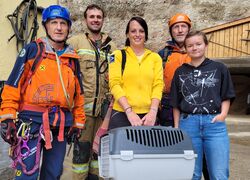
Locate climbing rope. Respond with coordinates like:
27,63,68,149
7,0,43,52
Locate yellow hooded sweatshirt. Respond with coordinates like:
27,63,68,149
109,46,163,113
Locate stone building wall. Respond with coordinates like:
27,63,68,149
61,0,250,115
61,0,250,51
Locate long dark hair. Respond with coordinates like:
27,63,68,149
125,17,148,46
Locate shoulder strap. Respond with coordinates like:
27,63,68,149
30,42,44,72
162,46,173,69
72,58,84,94
21,41,44,94
163,47,169,63
121,49,126,75
101,36,112,49
0,81,5,104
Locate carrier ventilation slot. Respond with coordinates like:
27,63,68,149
126,128,184,147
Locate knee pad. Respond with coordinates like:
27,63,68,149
73,141,91,164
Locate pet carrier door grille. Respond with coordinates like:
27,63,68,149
125,128,184,147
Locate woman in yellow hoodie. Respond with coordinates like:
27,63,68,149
108,17,163,129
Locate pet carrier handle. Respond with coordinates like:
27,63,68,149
150,127,171,131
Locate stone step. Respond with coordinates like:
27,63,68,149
226,115,250,133
226,115,250,145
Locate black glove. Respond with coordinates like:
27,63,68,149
0,119,17,145
67,127,81,144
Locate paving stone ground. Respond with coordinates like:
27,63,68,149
1,115,250,180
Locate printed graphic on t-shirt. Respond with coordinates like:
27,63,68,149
179,69,219,114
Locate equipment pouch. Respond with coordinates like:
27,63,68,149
100,98,111,119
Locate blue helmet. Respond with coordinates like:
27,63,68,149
42,5,72,26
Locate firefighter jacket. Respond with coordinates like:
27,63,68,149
109,46,164,113
0,37,85,129
68,32,116,117
158,40,191,94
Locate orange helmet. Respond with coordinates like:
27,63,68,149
168,13,191,28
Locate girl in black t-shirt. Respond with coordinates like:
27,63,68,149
170,30,235,180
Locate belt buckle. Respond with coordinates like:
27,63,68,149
49,106,59,113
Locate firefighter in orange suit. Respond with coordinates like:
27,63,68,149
0,5,85,180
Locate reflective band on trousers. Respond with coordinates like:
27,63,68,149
72,163,89,173
90,160,99,169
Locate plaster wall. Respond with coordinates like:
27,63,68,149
0,0,57,80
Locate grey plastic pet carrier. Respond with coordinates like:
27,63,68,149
98,126,197,180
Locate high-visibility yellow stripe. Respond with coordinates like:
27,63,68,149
77,49,111,59
77,49,95,56
90,160,99,169
72,163,89,173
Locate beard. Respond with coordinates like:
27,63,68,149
90,29,101,34
87,25,102,34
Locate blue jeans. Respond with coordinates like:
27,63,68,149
179,114,229,180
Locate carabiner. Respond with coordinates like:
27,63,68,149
17,123,25,137
17,122,31,138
